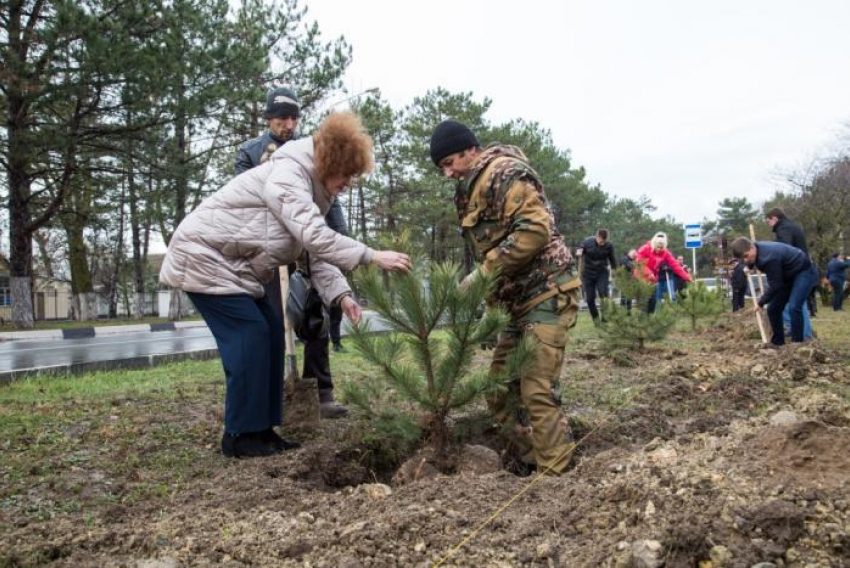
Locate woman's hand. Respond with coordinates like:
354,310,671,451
371,251,411,272
340,295,362,325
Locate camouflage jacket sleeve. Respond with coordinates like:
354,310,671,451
481,180,551,277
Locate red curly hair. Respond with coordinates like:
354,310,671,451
313,111,374,182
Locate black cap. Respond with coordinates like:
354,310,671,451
429,120,478,166
264,87,300,119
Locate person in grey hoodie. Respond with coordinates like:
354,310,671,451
161,112,410,458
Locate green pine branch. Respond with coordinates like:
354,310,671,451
346,253,517,459
675,281,726,330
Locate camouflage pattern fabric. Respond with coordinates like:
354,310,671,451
454,144,575,316
487,287,580,474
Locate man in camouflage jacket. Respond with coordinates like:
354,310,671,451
430,120,580,474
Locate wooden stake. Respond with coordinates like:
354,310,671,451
279,266,300,381
279,266,320,429
745,267,769,344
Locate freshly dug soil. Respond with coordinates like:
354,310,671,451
1,312,848,567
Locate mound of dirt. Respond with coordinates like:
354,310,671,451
739,420,850,490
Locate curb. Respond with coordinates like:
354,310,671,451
0,320,208,342
0,348,221,385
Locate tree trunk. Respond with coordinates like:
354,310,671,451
168,289,190,320
463,242,474,276
7,6,35,328
108,185,127,318
33,232,56,279
10,277,34,328
74,293,98,321
126,114,146,320
65,220,95,320
386,168,397,233
358,183,367,240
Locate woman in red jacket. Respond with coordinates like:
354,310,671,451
635,232,692,311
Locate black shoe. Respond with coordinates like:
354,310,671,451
320,401,350,419
332,342,345,353
221,432,278,458
258,429,301,452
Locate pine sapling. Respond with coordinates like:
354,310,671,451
598,266,678,351
676,280,726,330
342,258,534,465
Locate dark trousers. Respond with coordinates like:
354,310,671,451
304,333,333,392
264,269,336,394
187,292,283,435
765,265,819,345
732,288,746,312
831,279,845,310
582,271,610,320
329,304,343,345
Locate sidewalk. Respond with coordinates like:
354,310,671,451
0,320,209,342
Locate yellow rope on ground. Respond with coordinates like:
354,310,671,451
432,416,610,567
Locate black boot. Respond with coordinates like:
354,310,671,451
221,432,278,458
332,341,345,353
258,429,301,452
319,388,350,419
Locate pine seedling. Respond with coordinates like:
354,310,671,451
343,258,534,462
676,280,725,330
598,266,678,351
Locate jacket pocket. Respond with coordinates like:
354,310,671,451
530,321,568,349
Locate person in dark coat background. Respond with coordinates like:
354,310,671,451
827,253,850,311
619,248,637,310
579,229,617,322
730,258,747,312
765,207,807,253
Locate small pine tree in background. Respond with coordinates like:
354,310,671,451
341,258,534,465
598,266,678,351
676,280,726,330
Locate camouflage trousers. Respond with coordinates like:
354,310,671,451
488,287,579,475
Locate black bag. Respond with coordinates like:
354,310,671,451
286,258,328,342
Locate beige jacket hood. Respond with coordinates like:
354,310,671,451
159,137,373,306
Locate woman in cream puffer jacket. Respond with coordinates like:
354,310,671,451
160,112,410,458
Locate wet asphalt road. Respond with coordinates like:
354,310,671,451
0,311,389,381
0,327,218,375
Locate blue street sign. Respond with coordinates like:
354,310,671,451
684,223,702,249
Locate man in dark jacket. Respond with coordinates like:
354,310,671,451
730,258,747,311
579,229,617,322
765,207,808,253
731,237,819,345
827,253,850,311
765,207,815,333
235,86,349,418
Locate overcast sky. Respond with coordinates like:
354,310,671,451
307,0,850,224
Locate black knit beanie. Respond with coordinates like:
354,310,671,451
264,87,300,119
429,120,479,166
